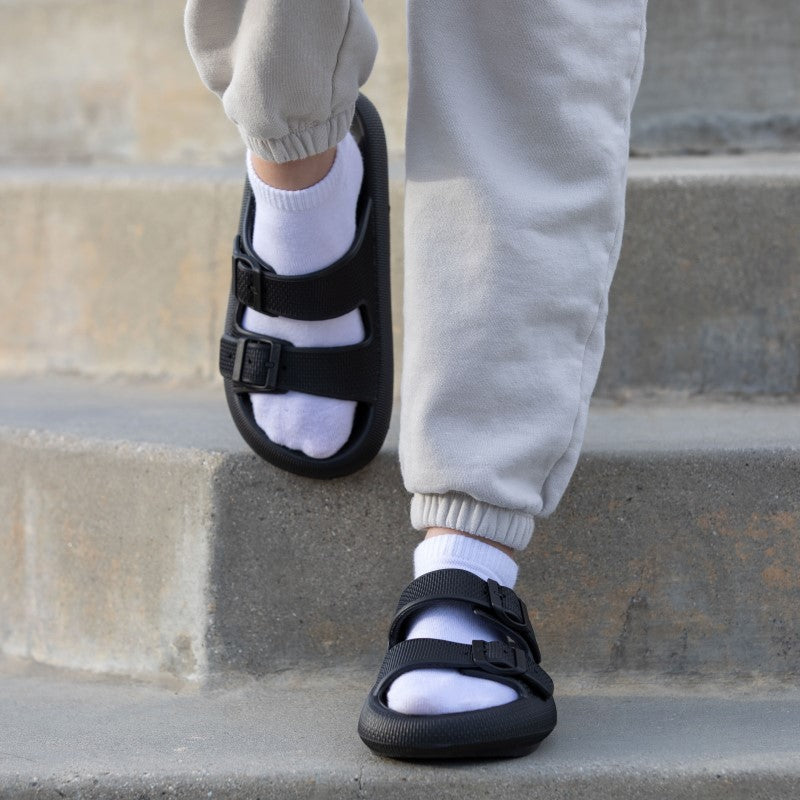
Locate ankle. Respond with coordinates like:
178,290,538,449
424,527,516,559
414,531,518,587
251,147,337,190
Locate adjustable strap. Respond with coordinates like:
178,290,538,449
219,332,379,402
234,198,373,320
388,569,542,663
372,638,554,701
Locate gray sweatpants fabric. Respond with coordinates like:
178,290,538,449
185,0,648,550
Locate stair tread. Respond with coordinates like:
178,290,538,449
2,150,800,180
3,154,799,396
2,376,799,456
1,661,799,798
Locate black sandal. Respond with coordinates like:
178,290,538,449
358,569,557,759
219,94,393,479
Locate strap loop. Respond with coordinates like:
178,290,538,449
234,254,273,317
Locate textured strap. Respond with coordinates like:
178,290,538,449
373,638,554,701
234,199,373,320
388,569,541,662
219,332,379,401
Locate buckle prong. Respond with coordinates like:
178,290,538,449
232,337,247,383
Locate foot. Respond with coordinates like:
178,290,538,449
243,134,364,459
386,533,520,715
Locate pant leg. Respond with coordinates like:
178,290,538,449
400,0,648,549
184,0,378,162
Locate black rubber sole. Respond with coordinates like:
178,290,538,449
358,691,557,760
222,94,393,479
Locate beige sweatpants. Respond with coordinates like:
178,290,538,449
185,0,648,550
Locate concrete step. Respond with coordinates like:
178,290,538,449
1,155,799,396
0,163,408,392
1,660,799,799
1,376,798,684
633,0,800,155
1,0,799,165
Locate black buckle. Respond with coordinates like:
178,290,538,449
233,237,276,317
472,640,527,676
231,336,282,392
486,579,542,662
487,579,530,630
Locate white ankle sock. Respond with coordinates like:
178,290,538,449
243,133,364,459
386,534,520,715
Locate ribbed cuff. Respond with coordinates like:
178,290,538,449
410,493,535,551
242,108,355,164
413,534,519,587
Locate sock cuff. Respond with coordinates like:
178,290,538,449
413,534,518,588
246,132,358,212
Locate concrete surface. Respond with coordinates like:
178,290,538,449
2,155,799,395
1,660,799,799
632,0,800,154
0,387,219,681
0,165,406,391
1,377,799,683
2,1,799,164
599,153,800,397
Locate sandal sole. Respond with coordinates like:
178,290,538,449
358,692,557,760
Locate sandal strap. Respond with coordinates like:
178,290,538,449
372,638,554,701
219,332,379,401
388,569,542,663
235,197,374,320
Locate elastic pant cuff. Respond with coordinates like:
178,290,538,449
410,493,534,551
242,108,355,164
